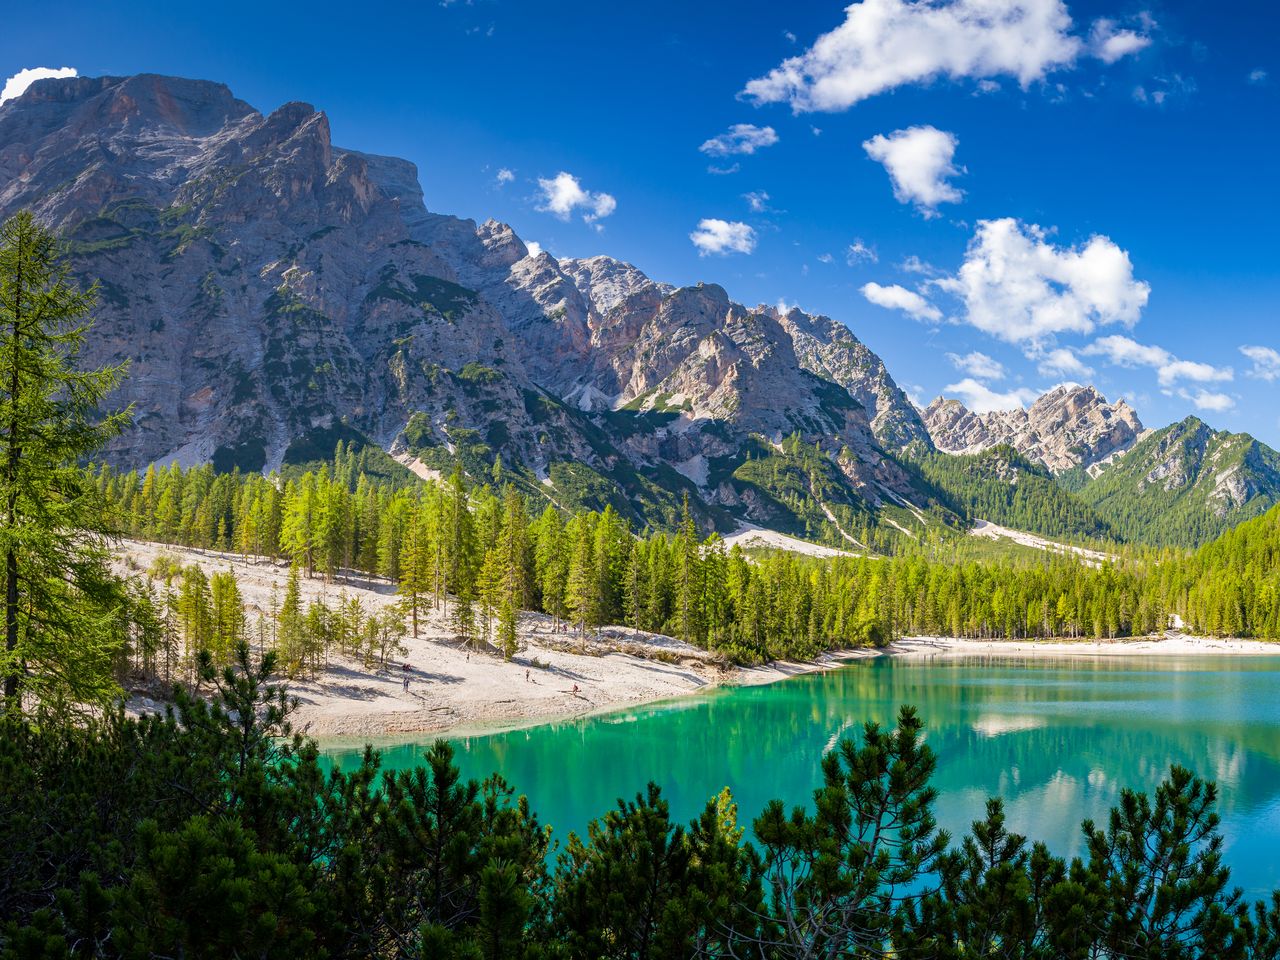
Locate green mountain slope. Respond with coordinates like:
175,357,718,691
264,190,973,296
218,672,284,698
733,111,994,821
907,444,1112,541
1074,417,1280,548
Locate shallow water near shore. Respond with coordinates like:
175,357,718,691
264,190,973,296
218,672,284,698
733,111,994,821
321,654,1280,896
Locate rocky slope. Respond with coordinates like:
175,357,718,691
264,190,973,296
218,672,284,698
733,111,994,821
0,73,929,535
1070,417,1280,547
923,384,1144,474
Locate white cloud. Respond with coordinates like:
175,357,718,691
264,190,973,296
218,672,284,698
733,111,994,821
1248,69,1269,85
495,168,515,185
1036,347,1094,379
699,123,779,157
946,351,1006,380
1084,335,1233,387
1,66,77,104
846,239,877,265
863,126,963,214
944,378,1041,413
690,219,756,256
524,240,543,259
742,0,1087,112
1180,389,1235,413
707,163,741,176
933,218,1149,346
1241,344,1280,381
535,172,616,226
900,255,938,276
860,282,941,322
1089,17,1153,64
817,252,835,264
743,190,772,212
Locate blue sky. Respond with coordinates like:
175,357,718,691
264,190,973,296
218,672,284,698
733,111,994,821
3,0,1278,442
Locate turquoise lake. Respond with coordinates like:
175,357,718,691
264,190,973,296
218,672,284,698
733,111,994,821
321,654,1280,896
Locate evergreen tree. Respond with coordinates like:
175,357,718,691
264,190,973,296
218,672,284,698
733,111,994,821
0,212,133,708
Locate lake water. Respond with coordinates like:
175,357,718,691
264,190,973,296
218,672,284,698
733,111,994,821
321,654,1280,896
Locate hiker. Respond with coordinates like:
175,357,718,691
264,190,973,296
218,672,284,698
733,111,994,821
525,669,530,683
571,683,579,697
402,675,409,692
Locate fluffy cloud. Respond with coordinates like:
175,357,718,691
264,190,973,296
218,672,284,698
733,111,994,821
900,255,938,276
846,239,877,264
535,172,616,225
943,378,1041,413
699,124,779,157
742,0,1087,112
1036,347,1094,379
495,168,515,185
863,126,963,215
1241,345,1280,381
1180,389,1234,413
1084,335,1233,387
524,240,543,259
1,66,77,104
1089,17,1153,64
933,218,1149,345
861,282,941,322
946,351,1006,380
690,219,757,256
1249,69,1269,85
743,190,772,212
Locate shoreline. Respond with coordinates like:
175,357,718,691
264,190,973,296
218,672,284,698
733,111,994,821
117,540,1280,744
306,633,1280,745
891,635,1280,659
302,647,890,746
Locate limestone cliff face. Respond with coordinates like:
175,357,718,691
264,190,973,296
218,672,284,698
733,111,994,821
772,306,931,449
0,72,926,526
923,384,1145,474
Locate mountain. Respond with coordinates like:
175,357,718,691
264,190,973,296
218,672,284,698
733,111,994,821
1068,416,1280,548
0,73,929,537
923,384,1144,474
909,445,1112,541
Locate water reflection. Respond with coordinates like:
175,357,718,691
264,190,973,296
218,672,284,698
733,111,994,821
321,655,1280,896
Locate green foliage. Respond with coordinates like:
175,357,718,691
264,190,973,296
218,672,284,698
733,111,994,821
1077,418,1280,548
364,268,479,323
3,672,1278,959
282,426,415,486
0,211,134,708
910,444,1112,541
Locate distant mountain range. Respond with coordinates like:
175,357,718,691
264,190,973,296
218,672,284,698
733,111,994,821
1,73,1276,548
922,384,1144,475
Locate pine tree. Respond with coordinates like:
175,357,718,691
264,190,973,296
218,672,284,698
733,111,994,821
452,589,476,647
534,507,567,630
277,565,305,676
0,212,133,707
565,517,598,645
209,569,246,667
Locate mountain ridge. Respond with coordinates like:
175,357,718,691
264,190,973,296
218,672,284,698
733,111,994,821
1068,415,1280,547
2,72,1277,549
0,72,928,536
923,383,1145,475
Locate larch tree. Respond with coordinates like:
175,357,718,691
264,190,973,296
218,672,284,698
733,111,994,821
0,212,133,709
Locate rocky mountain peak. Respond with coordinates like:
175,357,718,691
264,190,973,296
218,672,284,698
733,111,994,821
773,307,931,449
924,383,1144,474
0,72,945,535
559,255,669,314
